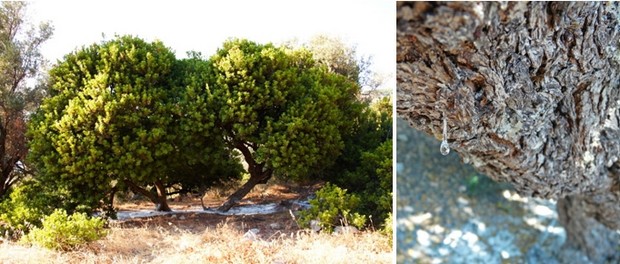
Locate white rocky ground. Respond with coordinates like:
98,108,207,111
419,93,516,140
114,200,311,220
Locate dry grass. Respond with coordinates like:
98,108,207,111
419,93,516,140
0,182,392,263
0,223,392,263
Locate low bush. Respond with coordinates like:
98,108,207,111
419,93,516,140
0,180,53,238
298,183,367,232
382,212,393,241
22,209,107,251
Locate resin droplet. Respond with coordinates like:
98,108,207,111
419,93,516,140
440,116,450,155
440,140,450,155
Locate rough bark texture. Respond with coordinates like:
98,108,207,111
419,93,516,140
397,1,620,261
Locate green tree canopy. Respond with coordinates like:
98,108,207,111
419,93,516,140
201,39,360,211
28,36,241,214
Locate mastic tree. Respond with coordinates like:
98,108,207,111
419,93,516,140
170,52,244,198
397,2,620,262
28,36,240,213
0,2,52,198
28,35,178,212
202,39,360,211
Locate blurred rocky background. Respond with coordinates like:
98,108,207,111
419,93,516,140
396,118,575,263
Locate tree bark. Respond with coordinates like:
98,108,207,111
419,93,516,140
124,179,171,212
217,141,272,212
397,1,620,261
557,195,620,263
216,170,271,212
153,180,171,212
0,114,24,198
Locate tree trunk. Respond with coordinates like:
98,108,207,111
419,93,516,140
217,141,272,212
153,180,171,212
397,1,620,260
216,170,271,212
557,195,620,263
0,125,14,198
124,179,171,212
0,124,6,197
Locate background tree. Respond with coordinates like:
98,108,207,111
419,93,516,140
0,2,52,198
397,2,619,262
202,39,360,211
301,35,388,97
303,35,368,86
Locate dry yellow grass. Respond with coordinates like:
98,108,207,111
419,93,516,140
0,182,392,263
0,223,392,263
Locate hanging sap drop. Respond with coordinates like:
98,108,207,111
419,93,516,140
440,116,450,155
440,139,450,155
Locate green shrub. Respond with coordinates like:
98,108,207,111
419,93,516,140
322,98,392,232
382,212,393,241
22,209,107,251
0,180,54,238
331,140,392,230
299,183,367,232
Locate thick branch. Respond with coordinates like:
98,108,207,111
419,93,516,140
124,179,157,204
397,2,620,258
397,0,620,219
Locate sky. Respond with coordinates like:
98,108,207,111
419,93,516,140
29,1,396,89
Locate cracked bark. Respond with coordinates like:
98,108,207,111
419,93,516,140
397,2,620,262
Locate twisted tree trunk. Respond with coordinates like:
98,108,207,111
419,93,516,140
124,179,171,212
217,141,272,212
397,2,620,262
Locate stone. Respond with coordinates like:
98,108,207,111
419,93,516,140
333,226,359,235
243,228,260,241
310,220,321,232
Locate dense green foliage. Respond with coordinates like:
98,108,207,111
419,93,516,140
309,97,392,231
20,35,391,238
28,36,178,212
295,36,393,233
0,180,57,237
205,39,359,180
22,209,107,251
27,36,241,214
351,139,393,223
169,52,244,194
298,183,367,232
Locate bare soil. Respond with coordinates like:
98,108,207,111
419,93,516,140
111,182,324,239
